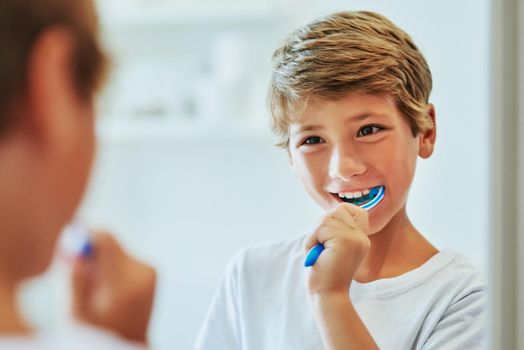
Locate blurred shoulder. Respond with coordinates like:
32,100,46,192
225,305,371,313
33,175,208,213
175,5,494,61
0,323,145,350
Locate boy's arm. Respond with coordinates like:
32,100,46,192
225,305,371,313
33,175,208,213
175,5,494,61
312,291,378,350
422,289,486,349
305,203,379,350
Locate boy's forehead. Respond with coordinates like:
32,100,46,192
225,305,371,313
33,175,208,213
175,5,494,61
289,93,398,125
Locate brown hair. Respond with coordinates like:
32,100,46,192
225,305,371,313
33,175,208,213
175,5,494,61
269,11,434,148
0,0,108,134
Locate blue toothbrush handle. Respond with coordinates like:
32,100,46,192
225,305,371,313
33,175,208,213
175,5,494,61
79,239,93,258
304,243,325,267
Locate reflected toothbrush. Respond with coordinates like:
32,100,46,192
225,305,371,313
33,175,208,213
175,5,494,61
304,186,385,267
60,221,93,259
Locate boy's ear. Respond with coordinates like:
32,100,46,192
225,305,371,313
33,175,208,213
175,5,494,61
418,104,437,159
25,27,78,146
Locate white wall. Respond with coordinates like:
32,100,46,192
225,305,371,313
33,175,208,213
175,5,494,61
20,1,490,349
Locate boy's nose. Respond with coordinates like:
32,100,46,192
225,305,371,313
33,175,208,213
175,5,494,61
328,147,366,181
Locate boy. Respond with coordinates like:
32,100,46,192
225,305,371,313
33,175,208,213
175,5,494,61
0,0,156,348
196,11,485,349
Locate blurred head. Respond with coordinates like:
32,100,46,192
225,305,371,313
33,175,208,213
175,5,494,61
0,0,107,280
268,11,434,149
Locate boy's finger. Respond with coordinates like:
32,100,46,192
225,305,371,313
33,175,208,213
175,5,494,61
317,219,354,245
71,258,93,321
88,231,124,266
78,231,130,291
304,217,352,252
338,203,369,234
304,228,321,252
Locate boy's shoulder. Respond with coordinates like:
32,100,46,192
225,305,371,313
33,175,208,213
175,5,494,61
235,235,305,263
391,249,486,303
351,249,485,302
0,322,144,350
225,235,307,280
405,249,486,297
435,249,486,289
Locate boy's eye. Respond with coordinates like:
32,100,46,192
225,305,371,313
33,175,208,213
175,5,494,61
302,136,324,145
358,125,382,137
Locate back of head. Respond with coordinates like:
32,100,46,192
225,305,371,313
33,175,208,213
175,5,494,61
0,0,107,136
269,11,434,148
0,0,108,280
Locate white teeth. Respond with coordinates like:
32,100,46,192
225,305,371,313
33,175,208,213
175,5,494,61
337,188,374,200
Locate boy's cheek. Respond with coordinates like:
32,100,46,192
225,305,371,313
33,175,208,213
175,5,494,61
298,163,324,187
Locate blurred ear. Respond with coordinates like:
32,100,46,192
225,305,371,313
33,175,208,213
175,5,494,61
418,104,437,159
25,26,78,147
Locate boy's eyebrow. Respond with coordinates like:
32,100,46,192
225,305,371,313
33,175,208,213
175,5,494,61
291,125,324,136
292,113,389,136
352,113,372,121
348,112,387,121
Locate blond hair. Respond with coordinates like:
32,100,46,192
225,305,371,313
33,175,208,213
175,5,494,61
269,11,433,148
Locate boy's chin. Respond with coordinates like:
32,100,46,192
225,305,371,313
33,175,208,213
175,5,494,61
367,226,384,236
367,207,405,236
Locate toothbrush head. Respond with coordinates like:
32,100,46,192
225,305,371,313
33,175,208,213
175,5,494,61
359,186,385,210
60,221,93,259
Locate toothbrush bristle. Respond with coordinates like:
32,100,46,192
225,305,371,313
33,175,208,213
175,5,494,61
342,186,384,208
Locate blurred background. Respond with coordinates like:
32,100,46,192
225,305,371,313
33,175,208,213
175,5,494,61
20,0,490,349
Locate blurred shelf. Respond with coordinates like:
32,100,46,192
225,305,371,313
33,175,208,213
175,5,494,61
96,118,273,142
96,3,280,29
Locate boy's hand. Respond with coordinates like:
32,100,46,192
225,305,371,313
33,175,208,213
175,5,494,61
71,232,156,343
305,203,370,295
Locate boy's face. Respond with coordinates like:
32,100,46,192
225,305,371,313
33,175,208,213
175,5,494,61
287,93,435,234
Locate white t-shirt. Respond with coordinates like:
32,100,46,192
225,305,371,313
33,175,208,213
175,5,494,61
0,322,145,350
195,236,486,350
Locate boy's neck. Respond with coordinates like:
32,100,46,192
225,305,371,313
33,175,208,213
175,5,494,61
355,206,438,283
0,277,31,335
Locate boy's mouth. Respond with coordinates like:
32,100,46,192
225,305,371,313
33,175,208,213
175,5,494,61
332,186,385,208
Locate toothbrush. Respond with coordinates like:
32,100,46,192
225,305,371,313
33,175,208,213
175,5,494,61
304,186,385,267
61,221,93,258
